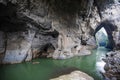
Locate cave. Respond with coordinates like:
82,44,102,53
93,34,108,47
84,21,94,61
0,0,120,80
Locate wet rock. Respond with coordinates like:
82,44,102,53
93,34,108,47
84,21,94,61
103,51,120,80
50,70,94,80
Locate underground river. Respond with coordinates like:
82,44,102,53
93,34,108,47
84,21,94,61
0,47,110,80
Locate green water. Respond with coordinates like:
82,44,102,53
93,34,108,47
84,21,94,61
0,47,110,80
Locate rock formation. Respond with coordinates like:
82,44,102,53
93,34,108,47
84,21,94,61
0,0,120,65
0,0,98,64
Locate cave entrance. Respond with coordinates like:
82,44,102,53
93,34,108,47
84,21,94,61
95,27,108,47
94,21,117,49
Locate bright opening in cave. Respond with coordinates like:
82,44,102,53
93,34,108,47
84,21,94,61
95,27,108,47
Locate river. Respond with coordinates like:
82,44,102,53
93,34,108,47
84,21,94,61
0,47,110,80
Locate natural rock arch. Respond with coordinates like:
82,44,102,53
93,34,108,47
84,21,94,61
94,21,117,49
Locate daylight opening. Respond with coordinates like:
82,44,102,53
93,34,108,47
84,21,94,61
95,27,108,47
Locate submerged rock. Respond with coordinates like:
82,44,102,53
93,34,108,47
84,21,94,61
32,61,40,64
50,70,94,80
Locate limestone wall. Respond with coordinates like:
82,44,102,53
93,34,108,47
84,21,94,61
0,0,120,64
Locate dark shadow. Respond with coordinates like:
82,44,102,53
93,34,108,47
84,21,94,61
94,20,117,49
0,2,26,32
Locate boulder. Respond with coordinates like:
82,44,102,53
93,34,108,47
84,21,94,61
50,70,94,80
